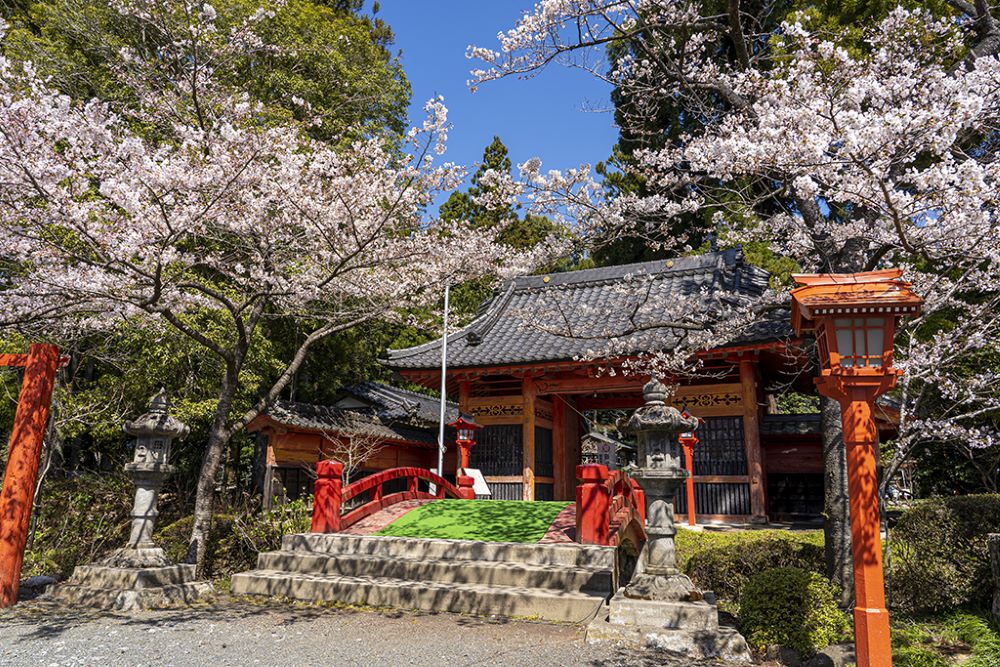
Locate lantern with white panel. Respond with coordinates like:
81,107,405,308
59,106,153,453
791,269,923,667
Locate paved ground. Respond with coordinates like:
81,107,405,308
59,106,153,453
0,598,726,667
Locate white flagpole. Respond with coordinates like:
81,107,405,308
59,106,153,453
436,284,450,480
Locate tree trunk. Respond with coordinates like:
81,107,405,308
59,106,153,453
224,433,241,501
186,368,239,577
821,394,853,607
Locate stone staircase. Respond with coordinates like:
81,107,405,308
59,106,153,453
232,533,614,623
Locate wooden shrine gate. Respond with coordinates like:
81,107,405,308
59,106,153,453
0,344,61,608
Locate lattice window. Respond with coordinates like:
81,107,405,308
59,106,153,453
470,424,523,476
534,426,553,477
692,417,747,476
675,482,751,515
272,465,312,501
488,482,524,500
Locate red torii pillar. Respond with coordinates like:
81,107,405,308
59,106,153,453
0,344,60,608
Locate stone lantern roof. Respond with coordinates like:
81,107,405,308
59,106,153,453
123,388,190,440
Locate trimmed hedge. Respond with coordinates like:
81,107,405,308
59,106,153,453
678,529,825,605
890,494,1000,613
740,567,850,656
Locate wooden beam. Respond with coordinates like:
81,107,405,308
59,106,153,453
740,358,768,523
522,377,537,501
552,395,567,500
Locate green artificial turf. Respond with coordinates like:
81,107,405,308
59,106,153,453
375,499,571,543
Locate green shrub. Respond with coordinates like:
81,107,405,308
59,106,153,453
889,494,1000,613
740,567,850,656
679,529,825,605
21,474,135,578
216,499,311,574
158,500,311,577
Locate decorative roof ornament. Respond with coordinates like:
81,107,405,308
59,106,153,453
642,377,669,405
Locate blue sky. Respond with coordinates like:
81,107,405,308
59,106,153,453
370,1,619,210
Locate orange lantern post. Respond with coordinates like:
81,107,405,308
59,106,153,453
791,269,923,667
449,414,481,471
678,412,701,527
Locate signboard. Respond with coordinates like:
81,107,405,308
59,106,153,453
596,441,617,470
463,468,492,496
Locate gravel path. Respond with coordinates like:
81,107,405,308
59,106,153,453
0,598,724,667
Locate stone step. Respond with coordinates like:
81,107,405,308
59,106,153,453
231,569,607,623
255,551,612,593
64,564,198,590
280,533,614,569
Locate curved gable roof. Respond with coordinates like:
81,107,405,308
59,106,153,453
386,248,783,371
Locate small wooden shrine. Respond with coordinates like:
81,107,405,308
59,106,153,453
386,248,832,523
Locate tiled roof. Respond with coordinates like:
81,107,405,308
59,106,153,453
386,248,787,370
341,382,458,426
263,382,458,446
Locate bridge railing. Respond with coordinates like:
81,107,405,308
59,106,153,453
575,463,647,547
310,462,475,533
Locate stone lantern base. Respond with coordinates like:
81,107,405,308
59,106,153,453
587,588,752,661
50,548,212,612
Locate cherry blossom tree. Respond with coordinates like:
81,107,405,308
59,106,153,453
0,3,555,573
473,0,1000,596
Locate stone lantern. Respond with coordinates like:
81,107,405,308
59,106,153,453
115,389,189,566
52,389,212,610
590,378,751,661
617,378,699,597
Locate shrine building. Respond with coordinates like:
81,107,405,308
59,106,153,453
386,248,830,523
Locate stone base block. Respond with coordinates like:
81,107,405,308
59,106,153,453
587,612,752,663
50,564,213,612
607,591,718,631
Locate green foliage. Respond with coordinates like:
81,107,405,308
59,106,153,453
890,495,1000,613
1,0,410,142
677,529,825,605
740,567,851,656
893,610,1000,667
19,474,140,578
158,499,311,576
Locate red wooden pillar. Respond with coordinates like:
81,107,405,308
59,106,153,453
311,460,344,533
0,344,60,608
679,433,698,527
576,464,610,545
740,357,768,523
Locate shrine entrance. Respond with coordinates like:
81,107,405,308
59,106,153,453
386,249,824,523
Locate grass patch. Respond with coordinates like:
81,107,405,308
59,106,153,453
375,499,571,543
892,610,1000,666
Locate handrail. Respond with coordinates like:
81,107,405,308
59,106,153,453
576,464,647,547
311,463,476,533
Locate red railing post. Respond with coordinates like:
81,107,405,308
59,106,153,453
576,464,611,545
311,460,343,533
0,344,59,608
456,474,476,499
